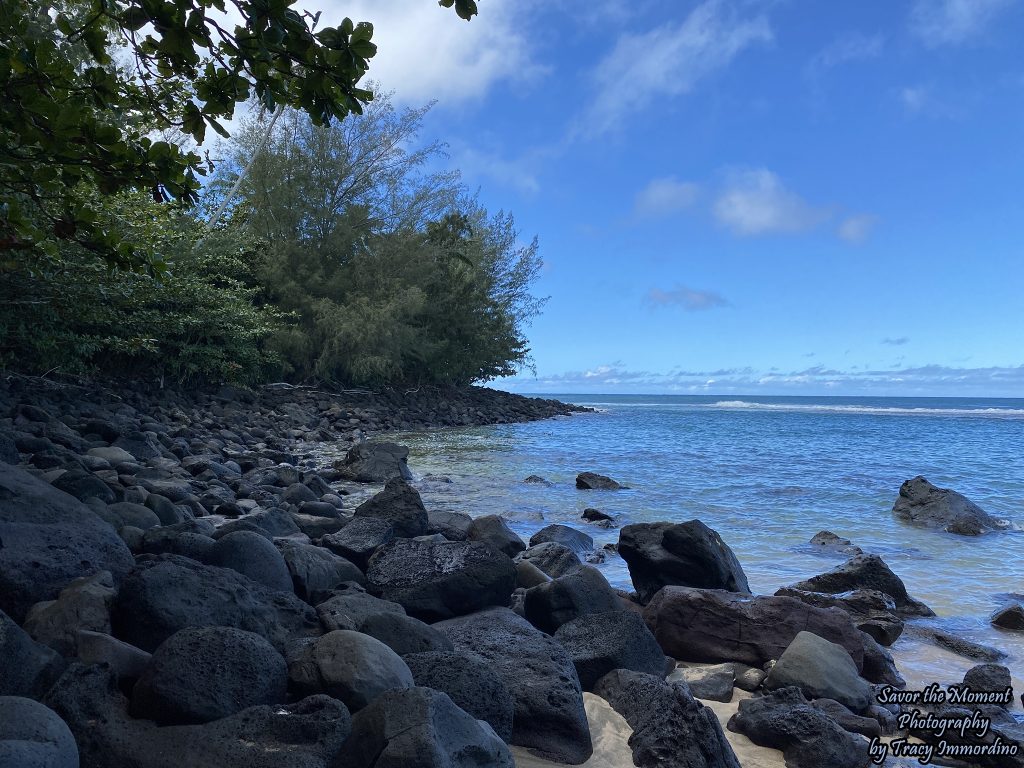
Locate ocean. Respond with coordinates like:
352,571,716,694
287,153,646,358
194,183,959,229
319,394,1024,689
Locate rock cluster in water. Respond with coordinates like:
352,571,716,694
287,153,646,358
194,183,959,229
0,378,1021,767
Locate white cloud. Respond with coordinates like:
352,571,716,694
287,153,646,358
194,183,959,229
322,0,542,106
807,32,884,75
582,0,772,135
900,85,930,113
838,214,878,243
910,0,1016,47
713,168,828,236
454,146,541,196
647,285,728,311
633,177,700,217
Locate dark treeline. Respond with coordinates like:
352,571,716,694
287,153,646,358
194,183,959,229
0,94,544,388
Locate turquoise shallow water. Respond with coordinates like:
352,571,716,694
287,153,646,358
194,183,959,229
319,394,1024,689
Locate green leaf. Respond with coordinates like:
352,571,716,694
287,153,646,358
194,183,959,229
121,6,151,31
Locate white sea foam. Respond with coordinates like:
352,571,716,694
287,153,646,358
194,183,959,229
708,401,1024,418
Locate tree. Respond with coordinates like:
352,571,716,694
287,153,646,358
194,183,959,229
214,98,545,387
0,0,479,267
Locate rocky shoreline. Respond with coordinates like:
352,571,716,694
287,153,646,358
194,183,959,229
1,378,1022,768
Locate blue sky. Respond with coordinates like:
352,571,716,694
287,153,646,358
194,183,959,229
314,0,1024,395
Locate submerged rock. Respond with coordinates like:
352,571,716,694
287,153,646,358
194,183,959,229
575,472,624,490
893,476,1009,535
992,603,1024,630
786,553,933,617
619,520,750,604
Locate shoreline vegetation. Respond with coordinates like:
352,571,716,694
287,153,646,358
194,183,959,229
2,377,1023,767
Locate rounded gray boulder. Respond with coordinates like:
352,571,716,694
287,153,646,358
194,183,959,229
0,696,78,768
209,530,294,593
287,630,414,712
131,626,288,725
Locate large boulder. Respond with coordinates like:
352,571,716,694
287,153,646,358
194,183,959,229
553,610,668,690
593,669,740,768
522,565,621,634
764,631,873,713
101,502,161,530
287,630,414,712
334,442,413,483
643,587,865,669
668,664,735,703
619,520,750,604
727,687,869,768
111,554,320,653
353,479,428,539
322,517,394,571
333,687,513,768
434,607,592,764
528,524,593,556
786,553,933,617
0,696,78,768
45,663,351,768
467,515,525,557
402,651,515,742
131,627,287,725
24,570,116,655
316,587,407,632
51,470,116,503
277,540,365,605
354,612,453,656
0,461,133,623
775,587,905,646
76,631,151,681
518,541,582,578
0,610,66,698
992,603,1024,631
209,530,295,593
366,539,515,622
425,510,472,541
575,472,623,490
893,475,1009,535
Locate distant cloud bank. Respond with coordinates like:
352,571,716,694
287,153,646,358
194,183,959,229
498,362,1024,396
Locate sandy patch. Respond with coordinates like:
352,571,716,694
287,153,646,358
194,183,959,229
511,693,635,768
